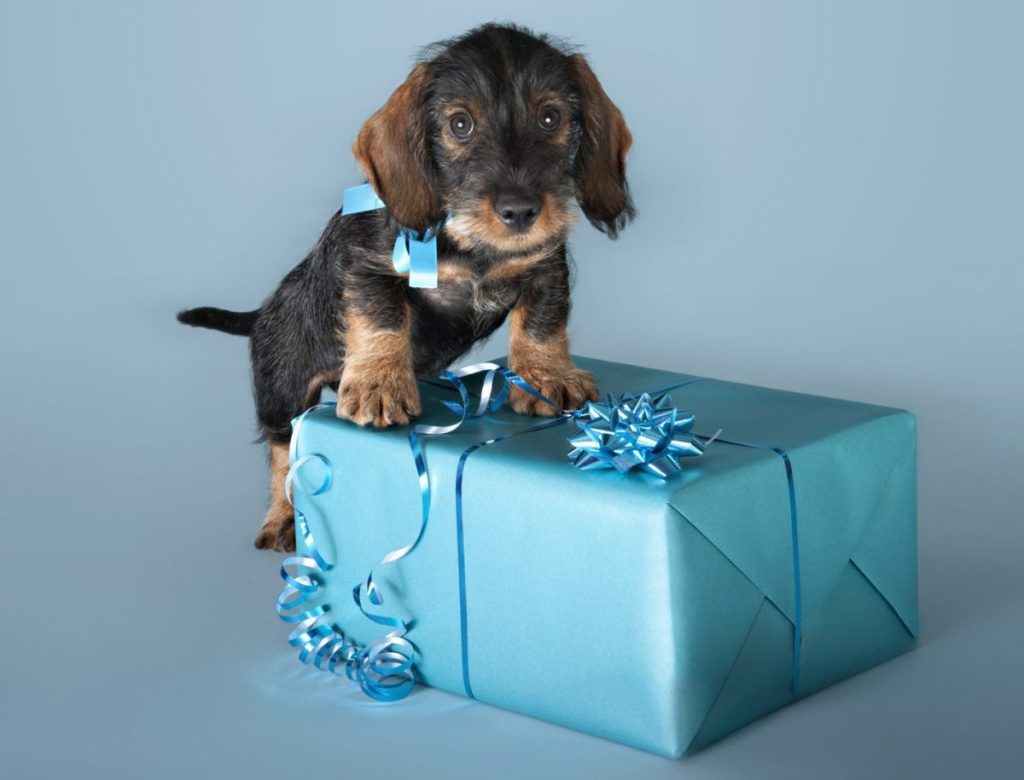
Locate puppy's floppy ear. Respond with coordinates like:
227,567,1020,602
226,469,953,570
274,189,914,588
353,64,441,231
568,54,635,238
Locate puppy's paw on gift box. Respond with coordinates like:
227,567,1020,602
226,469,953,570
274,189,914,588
508,366,599,415
337,366,423,428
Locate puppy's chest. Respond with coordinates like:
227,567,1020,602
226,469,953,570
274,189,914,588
418,261,526,317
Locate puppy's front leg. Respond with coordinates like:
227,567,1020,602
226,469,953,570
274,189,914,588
337,287,421,428
507,266,599,416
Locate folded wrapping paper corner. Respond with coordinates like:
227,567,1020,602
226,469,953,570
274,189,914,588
286,355,918,757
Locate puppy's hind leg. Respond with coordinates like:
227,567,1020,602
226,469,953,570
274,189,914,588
254,441,295,552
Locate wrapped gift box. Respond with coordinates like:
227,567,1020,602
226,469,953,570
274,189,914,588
286,356,917,757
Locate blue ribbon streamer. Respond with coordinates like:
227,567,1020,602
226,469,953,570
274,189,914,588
276,407,416,701
341,183,385,214
341,183,442,289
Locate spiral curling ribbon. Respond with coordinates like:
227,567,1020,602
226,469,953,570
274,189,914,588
275,408,416,701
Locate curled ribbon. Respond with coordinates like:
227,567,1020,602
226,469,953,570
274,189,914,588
276,408,416,701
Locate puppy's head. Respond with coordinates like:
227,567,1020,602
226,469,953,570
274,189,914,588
353,24,634,255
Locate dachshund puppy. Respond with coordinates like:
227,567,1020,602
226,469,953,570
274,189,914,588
178,23,634,552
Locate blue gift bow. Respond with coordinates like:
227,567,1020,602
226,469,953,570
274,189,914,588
341,183,446,289
568,391,707,477
278,364,804,701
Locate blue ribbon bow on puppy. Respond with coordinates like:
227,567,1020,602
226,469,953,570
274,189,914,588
342,183,448,289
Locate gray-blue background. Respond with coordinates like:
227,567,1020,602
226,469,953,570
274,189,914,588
2,1,1021,777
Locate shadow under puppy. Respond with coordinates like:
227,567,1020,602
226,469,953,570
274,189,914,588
178,23,634,552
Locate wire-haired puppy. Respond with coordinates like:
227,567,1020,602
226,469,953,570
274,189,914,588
178,23,634,552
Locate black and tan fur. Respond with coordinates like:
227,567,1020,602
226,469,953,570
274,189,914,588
178,24,634,551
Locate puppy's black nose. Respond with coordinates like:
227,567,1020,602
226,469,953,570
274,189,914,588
493,193,542,231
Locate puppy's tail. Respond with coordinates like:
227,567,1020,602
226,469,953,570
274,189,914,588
176,306,259,336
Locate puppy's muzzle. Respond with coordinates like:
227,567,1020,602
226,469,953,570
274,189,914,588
493,191,542,232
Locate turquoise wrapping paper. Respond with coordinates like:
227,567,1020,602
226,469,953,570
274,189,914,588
290,356,918,757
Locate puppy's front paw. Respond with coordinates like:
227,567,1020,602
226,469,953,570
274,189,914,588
508,366,599,416
337,366,422,427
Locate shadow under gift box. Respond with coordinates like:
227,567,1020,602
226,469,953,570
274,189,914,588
289,356,917,758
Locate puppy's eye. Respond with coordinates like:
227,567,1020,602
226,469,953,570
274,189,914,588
538,106,561,131
449,112,474,139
